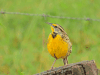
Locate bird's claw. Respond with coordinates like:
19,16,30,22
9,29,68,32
47,67,56,72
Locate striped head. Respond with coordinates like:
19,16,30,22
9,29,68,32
46,22,65,35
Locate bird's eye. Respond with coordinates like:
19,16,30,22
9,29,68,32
55,26,57,28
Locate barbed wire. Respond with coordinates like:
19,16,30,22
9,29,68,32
0,10,100,22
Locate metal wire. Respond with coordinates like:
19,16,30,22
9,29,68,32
0,10,100,22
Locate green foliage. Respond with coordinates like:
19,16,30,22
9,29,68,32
0,0,100,74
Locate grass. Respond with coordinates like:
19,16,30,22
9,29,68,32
0,0,100,75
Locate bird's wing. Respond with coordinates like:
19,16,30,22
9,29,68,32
62,33,72,57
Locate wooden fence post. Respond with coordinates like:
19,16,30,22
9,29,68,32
34,60,99,75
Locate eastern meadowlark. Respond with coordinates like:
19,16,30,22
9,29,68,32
47,22,72,69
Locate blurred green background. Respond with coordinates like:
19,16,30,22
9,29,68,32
0,0,100,75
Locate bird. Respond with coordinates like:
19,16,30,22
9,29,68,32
46,22,72,69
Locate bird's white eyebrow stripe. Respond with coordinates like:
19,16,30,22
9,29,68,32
58,27,63,32
58,25,64,30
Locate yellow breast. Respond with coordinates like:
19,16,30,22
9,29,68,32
47,34,68,59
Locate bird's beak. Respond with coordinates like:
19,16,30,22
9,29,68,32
46,22,54,28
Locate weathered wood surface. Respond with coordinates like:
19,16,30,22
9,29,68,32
34,60,99,75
